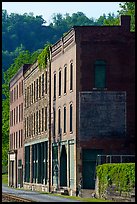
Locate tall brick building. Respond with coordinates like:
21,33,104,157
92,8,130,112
23,61,50,191
50,15,135,194
8,64,30,188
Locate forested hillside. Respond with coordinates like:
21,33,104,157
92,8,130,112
2,2,135,168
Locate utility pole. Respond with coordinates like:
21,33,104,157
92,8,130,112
48,46,52,192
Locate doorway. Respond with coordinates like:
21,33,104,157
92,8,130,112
60,145,67,186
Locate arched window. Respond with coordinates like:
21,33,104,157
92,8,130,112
70,104,73,132
94,60,106,88
70,62,73,91
64,106,66,133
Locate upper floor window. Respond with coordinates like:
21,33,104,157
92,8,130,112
53,108,56,136
42,108,44,132
31,83,33,103
17,85,18,99
54,73,56,100
94,60,106,88
42,73,44,97
58,108,61,134
45,71,47,94
70,62,73,91
36,78,38,100
64,66,67,94
64,106,66,133
39,76,41,99
34,81,35,102
59,70,61,96
70,104,73,132
45,107,47,131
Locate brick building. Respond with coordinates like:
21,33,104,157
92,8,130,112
8,64,30,188
23,61,50,191
50,15,135,194
8,15,135,195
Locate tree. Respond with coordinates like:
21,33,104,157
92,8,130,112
118,2,135,31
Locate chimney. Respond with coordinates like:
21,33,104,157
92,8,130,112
120,15,131,31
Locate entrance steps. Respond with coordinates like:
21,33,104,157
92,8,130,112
52,187,69,195
80,189,96,198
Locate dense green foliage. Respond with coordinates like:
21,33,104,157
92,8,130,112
118,2,135,31
38,43,51,70
96,163,135,197
2,10,121,73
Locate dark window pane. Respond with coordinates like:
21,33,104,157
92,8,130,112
94,60,106,88
70,104,73,132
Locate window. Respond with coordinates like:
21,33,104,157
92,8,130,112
19,130,20,148
11,90,13,103
94,60,106,88
14,108,15,125
39,110,41,133
14,132,15,149
16,131,18,149
59,70,61,96
16,106,18,124
58,108,61,134
27,87,29,107
34,81,35,102
21,80,23,95
42,108,44,132
45,71,47,94
31,83,33,103
54,73,56,99
45,107,47,131
36,111,38,134
39,76,41,98
64,106,66,133
17,85,18,99
19,82,21,97
25,89,27,107
25,118,26,139
42,74,44,96
70,104,73,132
70,62,73,91
64,66,67,94
53,108,56,136
29,85,31,105
19,104,21,122
14,87,16,101
34,113,35,135
31,114,33,136
11,110,13,126
21,103,23,121
27,117,29,137
20,129,23,147
36,78,38,100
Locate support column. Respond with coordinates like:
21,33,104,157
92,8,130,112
8,153,10,186
14,152,17,188
30,145,33,183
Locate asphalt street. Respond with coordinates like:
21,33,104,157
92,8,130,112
2,184,82,202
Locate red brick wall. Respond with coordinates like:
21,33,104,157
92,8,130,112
75,18,135,154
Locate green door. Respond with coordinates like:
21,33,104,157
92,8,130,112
82,149,103,189
60,145,67,186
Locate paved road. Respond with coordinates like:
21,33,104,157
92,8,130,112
2,185,82,202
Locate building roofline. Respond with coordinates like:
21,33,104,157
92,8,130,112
10,64,31,84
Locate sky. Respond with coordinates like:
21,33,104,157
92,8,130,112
2,2,121,25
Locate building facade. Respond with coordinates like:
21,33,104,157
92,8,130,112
8,15,135,195
23,61,50,192
8,64,30,188
50,15,135,194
